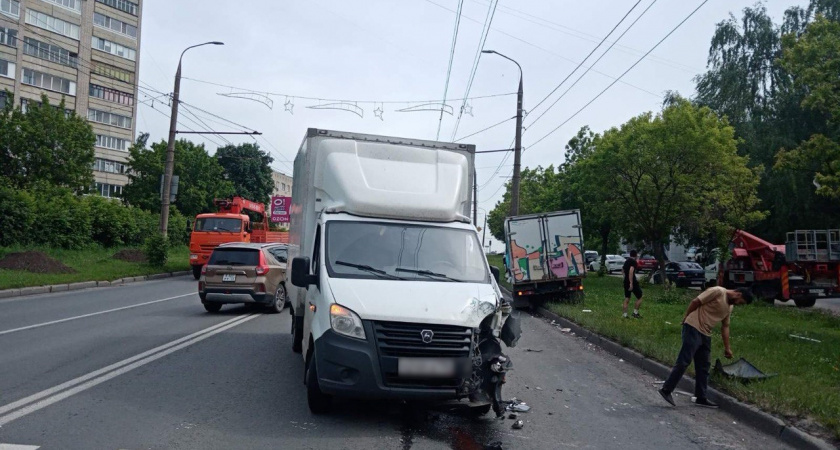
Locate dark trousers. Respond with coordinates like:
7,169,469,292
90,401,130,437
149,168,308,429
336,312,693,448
662,324,711,400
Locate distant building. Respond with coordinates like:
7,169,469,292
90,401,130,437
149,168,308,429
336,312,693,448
272,170,292,198
0,0,143,198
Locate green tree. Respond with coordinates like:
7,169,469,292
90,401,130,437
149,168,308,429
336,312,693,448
584,100,764,272
0,94,95,191
215,143,275,204
123,136,234,218
777,16,840,198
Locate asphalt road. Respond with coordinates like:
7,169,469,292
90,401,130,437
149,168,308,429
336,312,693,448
0,277,791,449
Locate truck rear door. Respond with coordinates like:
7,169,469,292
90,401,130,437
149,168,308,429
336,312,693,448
506,217,547,283
541,210,585,279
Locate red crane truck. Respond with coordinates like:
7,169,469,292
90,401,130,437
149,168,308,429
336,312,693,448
720,229,840,307
189,197,288,279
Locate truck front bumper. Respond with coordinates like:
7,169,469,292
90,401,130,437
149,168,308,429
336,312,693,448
313,325,466,401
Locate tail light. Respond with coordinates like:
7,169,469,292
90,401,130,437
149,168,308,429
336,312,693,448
198,281,205,291
255,251,270,276
677,272,685,278
201,265,207,275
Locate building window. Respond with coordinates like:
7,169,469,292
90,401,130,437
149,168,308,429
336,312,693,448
93,12,137,39
25,10,80,40
21,68,76,95
93,182,123,198
95,134,128,151
41,0,80,13
89,83,133,106
91,36,135,61
0,91,8,109
95,0,137,16
0,26,17,47
0,58,14,79
88,108,132,129
92,61,133,84
23,37,78,68
0,0,20,19
20,97,73,116
93,158,126,174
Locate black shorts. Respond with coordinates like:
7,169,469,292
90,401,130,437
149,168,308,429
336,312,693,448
624,281,642,299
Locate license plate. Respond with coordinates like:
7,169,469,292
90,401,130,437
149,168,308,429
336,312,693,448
398,358,456,378
222,274,236,282
691,280,703,285
809,289,823,294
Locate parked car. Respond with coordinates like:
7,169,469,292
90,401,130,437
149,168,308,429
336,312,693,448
589,254,625,273
198,243,288,313
651,261,706,288
636,254,661,271
685,247,698,262
584,250,599,264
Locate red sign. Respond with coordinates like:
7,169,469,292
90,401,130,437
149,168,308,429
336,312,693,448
270,196,291,223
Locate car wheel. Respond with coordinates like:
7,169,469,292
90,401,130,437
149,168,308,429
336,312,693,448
192,265,202,280
203,302,222,313
292,313,303,353
306,350,332,414
794,297,817,308
268,284,287,314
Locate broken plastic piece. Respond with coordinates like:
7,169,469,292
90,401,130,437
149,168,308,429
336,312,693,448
512,420,524,430
559,328,572,333
511,403,531,412
582,309,592,313
714,358,777,382
508,413,518,419
789,334,821,343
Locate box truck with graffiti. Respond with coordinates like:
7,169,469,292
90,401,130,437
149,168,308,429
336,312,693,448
504,210,585,306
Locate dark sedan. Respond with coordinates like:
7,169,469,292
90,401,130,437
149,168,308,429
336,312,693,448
652,261,706,288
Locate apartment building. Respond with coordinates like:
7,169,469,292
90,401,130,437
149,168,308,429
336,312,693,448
0,0,142,198
272,170,292,198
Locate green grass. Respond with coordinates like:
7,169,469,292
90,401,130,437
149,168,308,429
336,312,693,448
0,246,191,290
486,254,511,290
485,257,840,440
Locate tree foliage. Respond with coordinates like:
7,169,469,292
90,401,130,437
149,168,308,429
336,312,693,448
215,143,275,204
123,136,234,218
0,93,95,192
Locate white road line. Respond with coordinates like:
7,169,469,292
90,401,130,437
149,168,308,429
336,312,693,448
0,293,195,336
0,313,254,417
0,313,260,426
0,445,40,449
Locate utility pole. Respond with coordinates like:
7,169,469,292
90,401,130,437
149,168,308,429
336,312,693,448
159,41,224,236
482,50,523,217
482,213,487,248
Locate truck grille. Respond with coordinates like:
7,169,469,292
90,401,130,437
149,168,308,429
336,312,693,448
373,321,472,358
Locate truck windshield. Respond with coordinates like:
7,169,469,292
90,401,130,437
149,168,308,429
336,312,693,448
326,221,489,283
195,218,242,232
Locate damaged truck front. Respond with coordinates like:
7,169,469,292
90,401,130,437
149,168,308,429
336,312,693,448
287,128,521,415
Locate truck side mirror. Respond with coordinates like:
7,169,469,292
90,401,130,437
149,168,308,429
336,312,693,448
245,222,253,233
490,266,500,283
291,257,318,288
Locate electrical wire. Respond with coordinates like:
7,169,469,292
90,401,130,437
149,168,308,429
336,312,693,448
454,116,514,142
526,0,711,150
450,0,499,141
436,0,465,140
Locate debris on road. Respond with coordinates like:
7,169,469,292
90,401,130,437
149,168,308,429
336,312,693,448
536,386,543,391
512,420,525,430
714,358,777,381
789,334,821,343
582,309,593,313
502,398,532,413
559,328,572,333
484,441,503,450
524,348,543,352
508,413,518,419
618,359,624,363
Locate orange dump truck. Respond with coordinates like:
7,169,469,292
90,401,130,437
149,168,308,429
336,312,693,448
189,197,289,279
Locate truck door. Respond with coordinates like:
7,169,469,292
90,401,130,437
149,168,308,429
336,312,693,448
506,217,547,282
541,211,584,279
302,225,322,358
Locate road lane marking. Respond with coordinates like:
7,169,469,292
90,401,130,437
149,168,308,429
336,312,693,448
0,313,255,419
0,293,195,336
0,445,40,449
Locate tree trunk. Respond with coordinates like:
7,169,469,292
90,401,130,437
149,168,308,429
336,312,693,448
599,222,611,275
654,237,669,288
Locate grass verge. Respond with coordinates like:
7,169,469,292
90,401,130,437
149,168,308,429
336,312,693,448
486,257,840,440
0,246,191,290
486,254,511,290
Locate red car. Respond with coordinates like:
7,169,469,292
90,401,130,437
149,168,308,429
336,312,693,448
636,254,661,271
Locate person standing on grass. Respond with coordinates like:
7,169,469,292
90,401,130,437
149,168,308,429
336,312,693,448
622,250,643,318
658,286,753,408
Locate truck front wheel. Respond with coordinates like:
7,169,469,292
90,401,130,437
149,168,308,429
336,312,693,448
794,297,817,308
306,350,332,414
192,265,202,280
291,314,303,353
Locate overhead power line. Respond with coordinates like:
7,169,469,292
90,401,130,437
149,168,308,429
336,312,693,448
454,116,514,142
437,0,465,140
527,0,711,150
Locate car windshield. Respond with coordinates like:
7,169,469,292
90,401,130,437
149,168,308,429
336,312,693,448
326,221,489,283
679,262,702,270
195,217,242,233
208,248,259,266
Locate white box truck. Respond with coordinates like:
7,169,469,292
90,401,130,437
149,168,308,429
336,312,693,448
288,128,520,415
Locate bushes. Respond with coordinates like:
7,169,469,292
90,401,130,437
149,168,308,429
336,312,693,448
0,186,193,249
144,234,169,267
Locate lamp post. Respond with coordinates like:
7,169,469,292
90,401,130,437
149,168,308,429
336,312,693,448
481,50,523,217
159,41,224,236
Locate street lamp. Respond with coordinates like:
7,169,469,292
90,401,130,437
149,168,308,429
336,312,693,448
159,41,225,236
482,50,523,217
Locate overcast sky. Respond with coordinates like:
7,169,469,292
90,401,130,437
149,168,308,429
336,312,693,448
137,0,804,237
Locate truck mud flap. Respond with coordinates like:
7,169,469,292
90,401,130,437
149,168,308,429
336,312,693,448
500,311,522,348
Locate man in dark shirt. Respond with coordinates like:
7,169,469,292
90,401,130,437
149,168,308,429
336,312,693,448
623,250,643,318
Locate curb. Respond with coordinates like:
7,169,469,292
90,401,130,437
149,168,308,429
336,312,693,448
0,271,192,300
529,301,834,450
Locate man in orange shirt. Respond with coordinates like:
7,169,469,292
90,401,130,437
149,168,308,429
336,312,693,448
658,286,753,408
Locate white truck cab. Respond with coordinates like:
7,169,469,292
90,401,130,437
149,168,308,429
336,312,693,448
287,129,520,415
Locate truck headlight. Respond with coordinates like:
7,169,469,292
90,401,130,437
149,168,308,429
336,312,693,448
329,304,366,340
190,254,198,260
